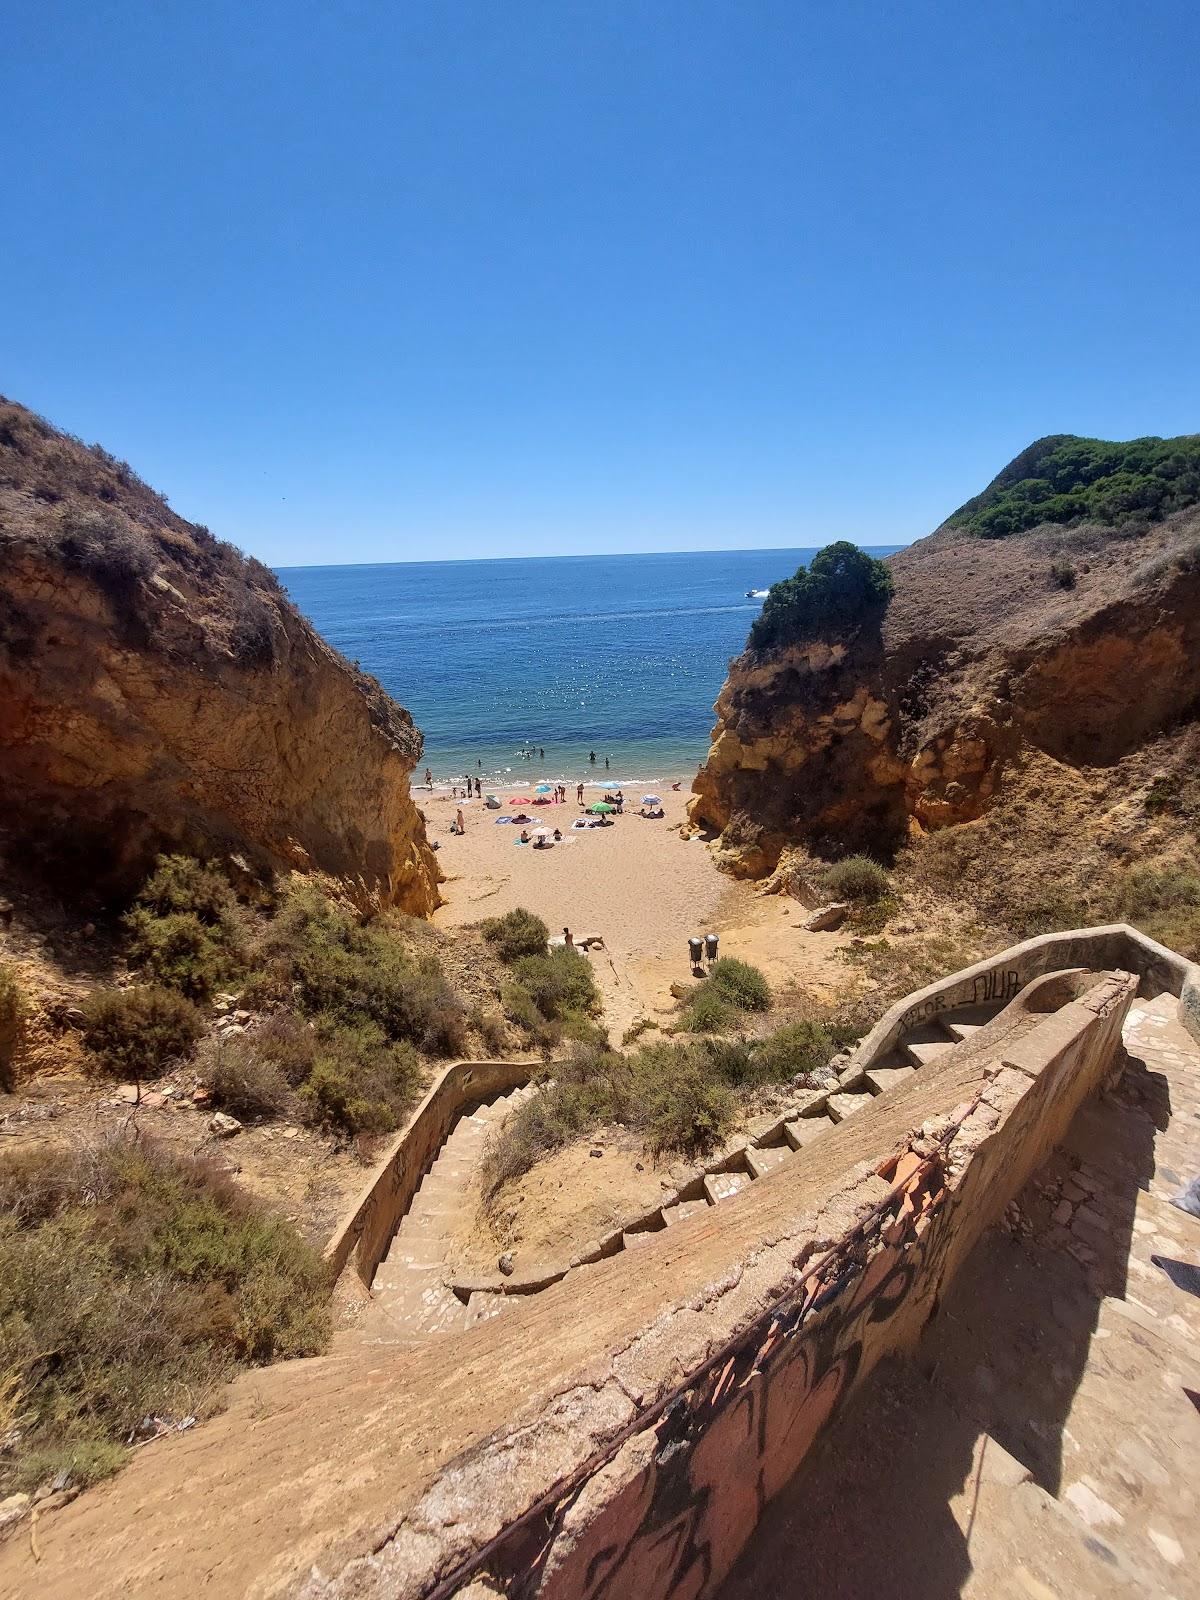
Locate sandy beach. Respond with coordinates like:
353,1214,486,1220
425,782,849,1036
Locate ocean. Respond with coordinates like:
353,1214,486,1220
277,547,904,788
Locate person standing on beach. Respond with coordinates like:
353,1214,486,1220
576,782,584,804
425,768,432,789
455,808,465,835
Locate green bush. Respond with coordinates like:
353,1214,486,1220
256,882,466,1056
482,1034,769,1196
500,980,559,1049
510,947,599,1021
479,907,549,961
639,1059,736,1157
708,957,772,1012
298,1023,422,1136
0,964,24,1091
82,986,203,1082
123,855,244,1001
751,1021,834,1084
0,1134,329,1495
818,855,891,904
679,982,736,1033
749,542,894,652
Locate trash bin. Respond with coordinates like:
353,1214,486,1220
704,932,719,963
688,936,704,967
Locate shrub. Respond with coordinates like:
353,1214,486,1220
1049,560,1077,590
818,855,891,903
227,593,276,665
55,505,156,595
639,1059,736,1157
500,980,559,1049
0,1135,329,1495
479,907,549,962
510,948,599,1021
134,854,238,924
679,982,736,1033
123,910,232,1001
82,986,203,1083
751,1021,834,1084
255,881,466,1056
476,1010,509,1054
0,964,24,1091
707,957,772,1012
194,1034,290,1118
123,855,244,1001
298,1023,422,1136
749,542,894,652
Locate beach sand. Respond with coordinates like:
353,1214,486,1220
426,784,851,1037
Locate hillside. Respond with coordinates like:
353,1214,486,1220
946,431,1200,540
0,398,440,912
688,435,1200,954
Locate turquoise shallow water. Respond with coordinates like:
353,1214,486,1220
277,547,903,788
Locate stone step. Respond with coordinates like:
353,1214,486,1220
942,1020,983,1043
660,1198,711,1226
704,1170,751,1204
784,1116,832,1151
864,1064,917,1096
622,1229,656,1250
826,1091,873,1122
746,1144,792,1180
466,1290,510,1327
904,1038,956,1068
381,1237,450,1270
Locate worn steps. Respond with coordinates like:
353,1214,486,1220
367,999,1008,1342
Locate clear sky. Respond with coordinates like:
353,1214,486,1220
3,1,1197,566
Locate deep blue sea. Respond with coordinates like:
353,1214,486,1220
277,548,904,788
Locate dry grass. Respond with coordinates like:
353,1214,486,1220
0,1133,329,1496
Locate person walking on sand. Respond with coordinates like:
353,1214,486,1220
456,808,465,835
577,782,585,804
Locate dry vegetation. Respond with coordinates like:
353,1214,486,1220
0,1133,330,1497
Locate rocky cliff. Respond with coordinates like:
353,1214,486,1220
690,435,1200,876
0,398,441,912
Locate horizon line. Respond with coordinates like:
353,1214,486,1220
273,541,910,573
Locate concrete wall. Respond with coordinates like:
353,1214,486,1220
324,1058,531,1285
444,973,1137,1600
851,922,1197,1069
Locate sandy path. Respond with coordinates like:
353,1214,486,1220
426,786,854,1037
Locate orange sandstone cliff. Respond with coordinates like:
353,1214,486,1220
0,398,441,911
690,438,1200,876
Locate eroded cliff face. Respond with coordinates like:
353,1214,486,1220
690,509,1200,876
0,399,441,912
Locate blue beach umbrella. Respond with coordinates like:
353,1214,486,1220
642,794,661,805
535,784,553,793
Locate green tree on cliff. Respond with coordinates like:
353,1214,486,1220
748,541,894,652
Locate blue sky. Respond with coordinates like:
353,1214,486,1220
3,1,1197,566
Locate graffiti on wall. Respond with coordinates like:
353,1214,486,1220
507,1153,959,1600
897,968,1021,1033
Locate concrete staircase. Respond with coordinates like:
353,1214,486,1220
365,1083,538,1343
364,1001,1007,1340
719,989,1200,1600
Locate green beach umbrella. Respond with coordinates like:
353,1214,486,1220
587,801,615,814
